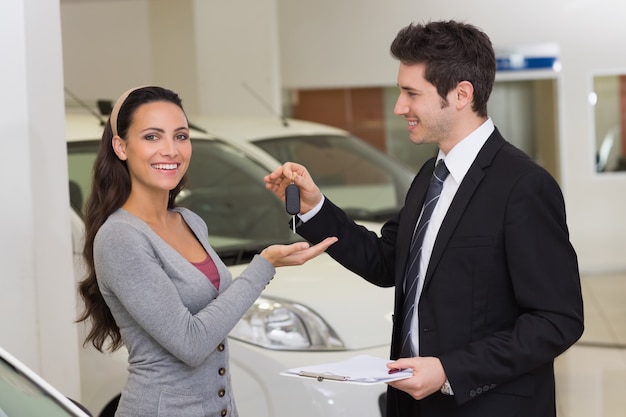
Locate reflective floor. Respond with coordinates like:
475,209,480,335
555,272,626,417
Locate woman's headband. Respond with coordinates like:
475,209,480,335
110,85,149,137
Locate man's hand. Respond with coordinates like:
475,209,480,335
386,356,448,400
264,162,323,215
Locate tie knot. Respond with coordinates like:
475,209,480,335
434,159,449,182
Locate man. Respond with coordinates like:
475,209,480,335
265,20,583,417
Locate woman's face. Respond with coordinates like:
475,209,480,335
112,100,191,196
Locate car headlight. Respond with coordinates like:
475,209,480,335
229,296,345,351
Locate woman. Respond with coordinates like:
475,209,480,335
77,86,336,417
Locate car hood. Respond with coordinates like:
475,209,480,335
227,221,395,351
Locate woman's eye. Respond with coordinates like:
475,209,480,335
144,134,158,141
176,134,189,141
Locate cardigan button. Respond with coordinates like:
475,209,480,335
217,343,225,352
218,367,226,376
220,409,227,416
218,388,226,397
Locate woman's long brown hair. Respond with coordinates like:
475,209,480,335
76,86,187,351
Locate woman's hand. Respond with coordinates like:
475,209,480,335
260,237,338,267
264,162,323,215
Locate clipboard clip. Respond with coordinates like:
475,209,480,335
298,371,349,382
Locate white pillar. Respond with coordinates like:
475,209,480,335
191,0,283,117
148,0,200,114
0,0,81,399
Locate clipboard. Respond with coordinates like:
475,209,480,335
280,354,412,385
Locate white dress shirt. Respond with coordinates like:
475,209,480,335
408,118,494,354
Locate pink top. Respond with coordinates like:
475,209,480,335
191,255,220,290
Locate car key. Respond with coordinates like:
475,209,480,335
285,179,300,233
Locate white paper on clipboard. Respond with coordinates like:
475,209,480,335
280,354,413,385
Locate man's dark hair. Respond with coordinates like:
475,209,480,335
390,20,496,117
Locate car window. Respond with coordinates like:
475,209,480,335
67,139,301,265
253,135,415,221
67,142,97,217
0,356,85,417
180,140,300,252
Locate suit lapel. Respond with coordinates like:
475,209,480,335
422,131,506,287
396,158,436,278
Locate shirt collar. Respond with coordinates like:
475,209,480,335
436,118,495,184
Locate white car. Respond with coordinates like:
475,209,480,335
66,111,415,417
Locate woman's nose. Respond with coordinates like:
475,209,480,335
161,138,178,156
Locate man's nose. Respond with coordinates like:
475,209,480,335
393,95,408,116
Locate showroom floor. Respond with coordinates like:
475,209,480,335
555,272,626,417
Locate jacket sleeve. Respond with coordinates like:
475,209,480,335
297,197,399,288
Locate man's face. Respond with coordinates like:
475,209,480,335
394,63,454,147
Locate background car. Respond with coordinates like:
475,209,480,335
66,109,416,417
0,345,91,417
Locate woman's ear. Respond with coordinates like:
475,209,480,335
112,136,127,161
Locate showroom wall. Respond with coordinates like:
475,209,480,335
1,0,80,399
59,0,626,274
61,0,280,118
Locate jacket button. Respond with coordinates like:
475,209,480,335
220,409,227,416
483,385,490,391
469,390,476,397
218,389,226,397
476,387,483,394
217,343,225,352
218,367,226,376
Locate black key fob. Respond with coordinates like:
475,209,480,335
285,183,301,215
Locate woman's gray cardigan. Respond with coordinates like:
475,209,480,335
94,207,275,417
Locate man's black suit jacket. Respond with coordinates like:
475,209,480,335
297,129,584,417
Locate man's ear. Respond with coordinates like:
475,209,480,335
112,136,127,161
454,80,474,110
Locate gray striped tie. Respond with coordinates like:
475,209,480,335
400,159,449,357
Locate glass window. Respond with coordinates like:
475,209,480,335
592,74,626,173
0,355,86,417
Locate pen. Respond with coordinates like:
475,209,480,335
388,368,408,374
298,371,349,382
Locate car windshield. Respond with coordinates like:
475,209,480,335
67,139,300,266
0,355,83,416
252,134,415,222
